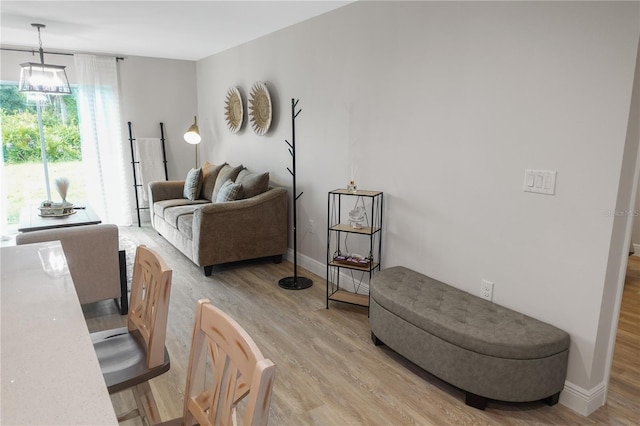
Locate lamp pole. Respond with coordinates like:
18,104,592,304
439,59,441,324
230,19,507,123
184,115,201,169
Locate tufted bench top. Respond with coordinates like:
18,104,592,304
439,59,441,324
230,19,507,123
371,266,570,360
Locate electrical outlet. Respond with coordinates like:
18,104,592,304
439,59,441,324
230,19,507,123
308,219,315,234
481,280,494,301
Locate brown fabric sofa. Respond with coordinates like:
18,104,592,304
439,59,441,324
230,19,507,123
148,162,288,275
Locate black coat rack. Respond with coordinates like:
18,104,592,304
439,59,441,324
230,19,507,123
279,99,313,290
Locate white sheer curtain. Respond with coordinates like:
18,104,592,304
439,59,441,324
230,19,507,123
74,54,131,225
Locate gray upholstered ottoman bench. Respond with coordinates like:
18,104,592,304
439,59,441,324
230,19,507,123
369,266,570,410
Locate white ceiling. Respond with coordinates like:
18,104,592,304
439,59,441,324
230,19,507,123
0,1,352,61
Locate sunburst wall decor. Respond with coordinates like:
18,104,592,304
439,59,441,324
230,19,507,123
248,81,272,136
224,86,243,133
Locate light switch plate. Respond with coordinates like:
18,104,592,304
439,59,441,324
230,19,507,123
524,169,556,195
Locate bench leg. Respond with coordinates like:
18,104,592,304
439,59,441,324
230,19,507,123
204,265,214,276
272,254,283,264
465,392,488,410
371,332,384,346
544,391,561,406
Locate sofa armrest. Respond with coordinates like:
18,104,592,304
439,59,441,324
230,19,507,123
148,180,185,204
192,187,288,266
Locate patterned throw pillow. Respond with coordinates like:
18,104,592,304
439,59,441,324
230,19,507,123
183,167,203,201
215,179,242,203
211,164,243,201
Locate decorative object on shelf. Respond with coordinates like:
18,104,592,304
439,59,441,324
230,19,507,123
333,254,370,268
279,98,313,290
349,165,359,192
248,81,272,136
184,116,202,168
224,86,243,133
348,205,366,229
55,177,70,204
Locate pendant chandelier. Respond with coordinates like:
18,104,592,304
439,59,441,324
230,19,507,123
19,23,72,95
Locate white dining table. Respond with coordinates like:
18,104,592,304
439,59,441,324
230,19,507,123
1,241,118,425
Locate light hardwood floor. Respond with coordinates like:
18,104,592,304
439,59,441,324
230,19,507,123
83,226,639,425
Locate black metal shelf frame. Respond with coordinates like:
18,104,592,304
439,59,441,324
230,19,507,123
326,189,384,310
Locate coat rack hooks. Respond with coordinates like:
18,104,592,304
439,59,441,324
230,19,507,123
279,98,313,290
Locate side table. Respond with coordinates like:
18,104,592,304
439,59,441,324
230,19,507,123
18,204,101,233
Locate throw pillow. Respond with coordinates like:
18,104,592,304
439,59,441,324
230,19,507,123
183,167,203,201
235,169,269,199
211,164,243,201
200,161,226,201
215,179,242,203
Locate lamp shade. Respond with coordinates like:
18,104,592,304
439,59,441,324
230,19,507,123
184,116,201,144
18,24,72,96
19,62,72,95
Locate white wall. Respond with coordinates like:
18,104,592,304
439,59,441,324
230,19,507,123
118,56,197,182
1,50,197,224
194,0,640,415
118,56,197,223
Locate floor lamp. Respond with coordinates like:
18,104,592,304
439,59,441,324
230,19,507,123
184,116,201,168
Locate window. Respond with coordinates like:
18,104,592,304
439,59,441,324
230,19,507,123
1,82,86,228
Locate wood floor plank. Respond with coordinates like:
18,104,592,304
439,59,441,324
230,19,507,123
82,226,639,425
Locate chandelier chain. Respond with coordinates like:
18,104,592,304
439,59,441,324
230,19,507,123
37,27,43,51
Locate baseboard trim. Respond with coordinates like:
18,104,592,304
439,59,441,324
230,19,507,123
632,243,640,255
283,248,325,279
559,380,607,416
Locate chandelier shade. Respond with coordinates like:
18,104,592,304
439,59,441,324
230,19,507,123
18,23,72,96
19,62,72,95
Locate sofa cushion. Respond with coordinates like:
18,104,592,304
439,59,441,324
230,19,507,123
164,205,203,228
236,169,269,199
183,167,203,200
200,161,226,201
216,179,242,203
177,213,194,238
212,164,243,201
154,199,209,220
